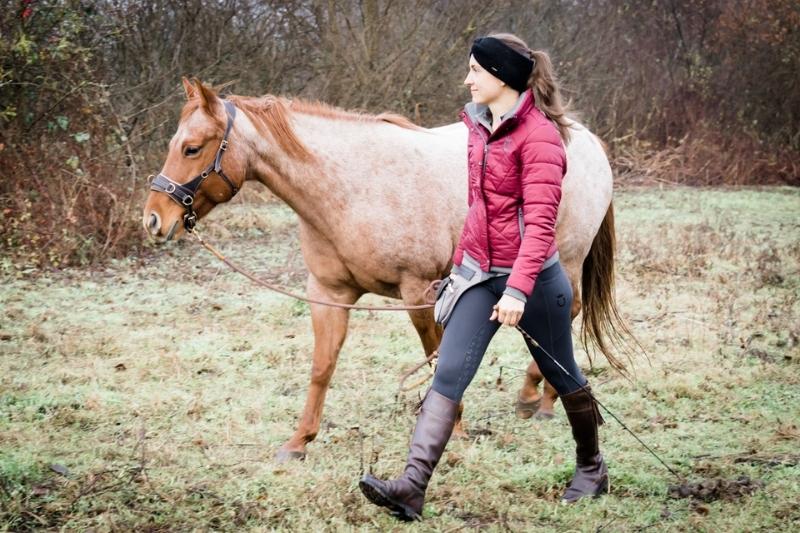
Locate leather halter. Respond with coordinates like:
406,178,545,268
150,100,239,231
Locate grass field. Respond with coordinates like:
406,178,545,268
1,186,799,531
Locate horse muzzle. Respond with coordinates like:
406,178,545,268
142,210,181,243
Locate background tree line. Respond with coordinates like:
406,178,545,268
1,0,798,268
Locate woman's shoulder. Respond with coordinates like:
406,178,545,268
518,105,562,146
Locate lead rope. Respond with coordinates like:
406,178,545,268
515,324,684,482
191,228,439,311
192,227,682,480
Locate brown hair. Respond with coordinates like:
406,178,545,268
489,33,573,144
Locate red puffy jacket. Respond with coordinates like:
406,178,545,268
454,88,567,299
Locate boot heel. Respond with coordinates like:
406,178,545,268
358,390,459,521
597,475,610,496
359,476,420,521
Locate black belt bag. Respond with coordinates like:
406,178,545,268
434,251,559,327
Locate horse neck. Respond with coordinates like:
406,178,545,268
243,110,415,232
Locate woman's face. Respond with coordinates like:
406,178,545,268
464,55,505,105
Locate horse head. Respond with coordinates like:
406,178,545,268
142,78,245,242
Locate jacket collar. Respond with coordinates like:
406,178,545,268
461,89,535,137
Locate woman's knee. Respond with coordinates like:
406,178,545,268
431,372,463,401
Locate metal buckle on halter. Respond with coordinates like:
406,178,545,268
220,139,228,151
184,212,197,231
165,182,176,193
182,196,194,206
201,170,210,179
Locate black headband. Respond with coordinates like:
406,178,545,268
470,37,535,93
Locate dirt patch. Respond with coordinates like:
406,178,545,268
668,476,764,502
732,453,800,467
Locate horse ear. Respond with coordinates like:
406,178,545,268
192,78,221,115
182,77,197,100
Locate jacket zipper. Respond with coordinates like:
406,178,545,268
478,131,492,269
479,121,517,268
464,111,520,271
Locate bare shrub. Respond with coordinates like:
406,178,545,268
615,125,800,186
1,3,141,268
1,0,797,268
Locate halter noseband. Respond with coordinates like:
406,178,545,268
150,100,239,232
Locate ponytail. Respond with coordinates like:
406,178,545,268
489,33,573,144
529,49,572,144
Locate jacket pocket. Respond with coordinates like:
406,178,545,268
518,206,525,240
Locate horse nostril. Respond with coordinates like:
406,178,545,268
148,212,161,234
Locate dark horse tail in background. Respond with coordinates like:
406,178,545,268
143,79,638,460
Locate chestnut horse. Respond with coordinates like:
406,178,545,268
143,79,625,461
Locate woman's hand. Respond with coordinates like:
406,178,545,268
490,294,525,327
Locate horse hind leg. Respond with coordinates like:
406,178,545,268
534,262,584,419
276,275,361,462
405,306,442,360
516,359,552,419
516,264,582,420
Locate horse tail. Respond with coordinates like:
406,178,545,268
580,201,644,376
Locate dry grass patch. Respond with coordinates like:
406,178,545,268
1,186,798,530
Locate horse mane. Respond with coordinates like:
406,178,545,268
226,94,422,163
227,95,315,163
288,98,422,131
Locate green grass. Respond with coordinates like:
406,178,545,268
1,186,799,531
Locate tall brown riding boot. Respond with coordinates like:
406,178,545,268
560,384,610,503
359,389,459,521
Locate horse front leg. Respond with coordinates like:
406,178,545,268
276,277,360,462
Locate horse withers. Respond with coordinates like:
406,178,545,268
143,78,628,461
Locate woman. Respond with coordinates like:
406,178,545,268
359,33,608,521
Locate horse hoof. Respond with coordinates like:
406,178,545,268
533,410,555,421
515,395,541,420
275,449,307,463
452,427,470,440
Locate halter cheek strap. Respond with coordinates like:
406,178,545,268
150,100,239,231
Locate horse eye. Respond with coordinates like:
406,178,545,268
183,146,201,157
